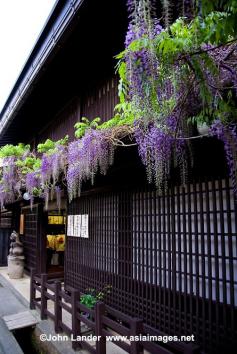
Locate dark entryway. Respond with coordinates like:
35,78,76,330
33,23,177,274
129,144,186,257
0,211,12,266
46,210,66,275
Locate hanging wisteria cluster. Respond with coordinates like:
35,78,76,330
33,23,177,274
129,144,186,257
0,145,33,208
125,0,163,118
124,0,190,191
210,120,237,193
122,0,237,193
0,157,18,208
67,129,115,201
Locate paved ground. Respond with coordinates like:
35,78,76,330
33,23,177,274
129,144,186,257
0,267,30,303
0,318,23,354
0,269,86,353
0,268,127,354
0,274,30,317
0,274,28,354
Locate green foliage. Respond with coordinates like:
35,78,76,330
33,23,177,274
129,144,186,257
80,294,97,309
0,143,30,158
74,117,101,138
98,102,135,129
15,156,42,175
80,285,112,309
37,135,69,153
201,0,237,40
118,1,237,130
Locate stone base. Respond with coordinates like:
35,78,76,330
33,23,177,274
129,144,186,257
8,257,24,279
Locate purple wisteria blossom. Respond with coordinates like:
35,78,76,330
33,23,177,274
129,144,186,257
41,145,67,185
67,129,115,201
25,171,41,195
0,156,20,207
210,120,237,194
125,0,163,111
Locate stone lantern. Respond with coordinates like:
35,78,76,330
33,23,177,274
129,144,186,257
8,231,25,279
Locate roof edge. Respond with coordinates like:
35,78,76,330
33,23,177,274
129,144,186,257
0,0,85,140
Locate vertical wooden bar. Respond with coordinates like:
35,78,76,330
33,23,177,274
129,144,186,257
162,190,167,332
218,178,227,342
40,273,48,320
54,280,62,333
148,189,153,325
193,181,200,338
171,184,176,334
130,318,143,354
181,185,187,334
176,184,182,335
205,179,212,348
157,192,162,329
145,189,149,324
153,189,158,328
38,204,47,274
187,182,193,335
137,190,141,319
198,180,206,347
71,288,81,350
211,179,220,347
167,187,172,334
225,178,235,339
95,302,106,354
30,268,36,310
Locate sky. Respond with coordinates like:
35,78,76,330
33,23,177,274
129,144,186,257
0,0,56,112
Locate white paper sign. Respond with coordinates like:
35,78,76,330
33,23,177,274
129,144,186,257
80,214,89,238
67,214,89,238
67,215,74,236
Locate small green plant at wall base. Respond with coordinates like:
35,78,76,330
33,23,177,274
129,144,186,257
80,285,112,309
80,293,97,309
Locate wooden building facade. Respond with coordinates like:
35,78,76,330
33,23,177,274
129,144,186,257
0,1,236,353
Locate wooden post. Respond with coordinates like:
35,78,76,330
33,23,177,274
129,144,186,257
71,288,81,350
130,318,143,354
95,301,106,354
183,344,200,354
54,280,62,333
30,268,36,310
40,273,48,320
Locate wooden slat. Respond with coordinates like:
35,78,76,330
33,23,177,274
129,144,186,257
3,311,39,330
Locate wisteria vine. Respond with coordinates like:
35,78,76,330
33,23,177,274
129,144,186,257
0,0,237,210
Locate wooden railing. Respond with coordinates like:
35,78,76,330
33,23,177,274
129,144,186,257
30,269,199,354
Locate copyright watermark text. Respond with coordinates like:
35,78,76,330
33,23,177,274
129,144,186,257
40,333,195,343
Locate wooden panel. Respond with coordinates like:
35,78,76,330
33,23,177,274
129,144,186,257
21,204,46,273
3,311,39,330
0,211,12,228
0,228,11,266
65,177,237,353
36,74,118,145
82,76,119,123
0,211,12,266
38,97,80,143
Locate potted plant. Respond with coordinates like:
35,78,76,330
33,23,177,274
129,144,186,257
80,285,112,318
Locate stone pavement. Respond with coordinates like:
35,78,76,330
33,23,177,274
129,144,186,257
0,268,127,354
0,269,87,353
0,318,23,354
0,274,28,354
0,273,31,316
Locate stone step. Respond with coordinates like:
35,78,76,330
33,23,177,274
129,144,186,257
3,310,39,331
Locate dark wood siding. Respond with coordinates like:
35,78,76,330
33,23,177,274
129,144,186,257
36,75,118,143
21,204,46,273
37,97,80,143
65,177,237,353
81,76,119,123
0,212,12,266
